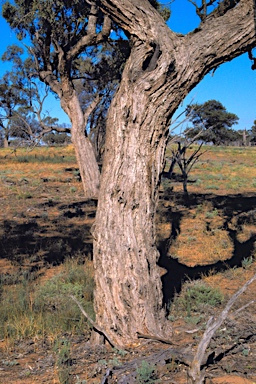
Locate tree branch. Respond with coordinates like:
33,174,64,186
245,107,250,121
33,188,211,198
69,295,120,349
187,273,256,384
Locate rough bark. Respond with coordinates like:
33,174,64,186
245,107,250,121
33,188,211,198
92,0,256,346
61,92,100,198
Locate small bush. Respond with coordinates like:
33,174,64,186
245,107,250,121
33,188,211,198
136,360,157,383
171,280,224,318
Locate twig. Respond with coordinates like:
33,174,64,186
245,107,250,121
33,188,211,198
69,295,119,349
101,368,112,384
187,273,256,384
232,300,255,316
137,332,178,345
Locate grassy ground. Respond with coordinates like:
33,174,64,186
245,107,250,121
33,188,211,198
0,144,255,383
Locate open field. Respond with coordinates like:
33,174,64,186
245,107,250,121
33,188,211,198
0,145,255,383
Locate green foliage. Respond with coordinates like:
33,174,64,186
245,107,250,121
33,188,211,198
186,100,239,145
249,120,256,144
148,0,171,21
136,360,157,383
0,258,94,341
42,132,71,146
54,338,72,384
242,256,254,269
171,281,224,318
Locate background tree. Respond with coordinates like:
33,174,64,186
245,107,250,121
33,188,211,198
42,131,71,146
2,0,115,197
1,48,71,147
185,100,239,145
168,139,205,195
249,120,256,144
2,1,170,182
0,46,30,147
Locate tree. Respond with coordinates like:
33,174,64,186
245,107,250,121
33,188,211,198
2,0,116,197
168,140,205,195
0,46,30,147
249,120,256,144
0,49,72,147
42,131,71,146
185,100,239,145
4,0,255,347
2,1,170,193
91,0,256,346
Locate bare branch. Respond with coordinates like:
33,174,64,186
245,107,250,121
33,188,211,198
188,273,256,384
188,0,218,21
83,93,102,123
69,295,120,349
87,4,98,35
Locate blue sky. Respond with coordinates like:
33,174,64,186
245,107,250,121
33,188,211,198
0,0,255,131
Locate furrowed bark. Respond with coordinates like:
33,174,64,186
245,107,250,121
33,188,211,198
92,0,256,346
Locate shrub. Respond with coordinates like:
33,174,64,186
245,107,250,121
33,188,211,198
171,280,224,318
136,361,157,383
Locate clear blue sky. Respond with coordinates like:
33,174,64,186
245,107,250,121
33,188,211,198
0,0,255,131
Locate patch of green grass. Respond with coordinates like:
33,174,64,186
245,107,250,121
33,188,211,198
15,155,76,164
170,280,224,318
205,184,219,190
0,258,94,341
205,208,219,219
54,338,72,384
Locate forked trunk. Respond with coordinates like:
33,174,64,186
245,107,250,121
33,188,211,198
93,0,256,346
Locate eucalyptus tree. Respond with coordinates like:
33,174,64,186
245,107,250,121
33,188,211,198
2,0,115,197
249,120,256,144
91,0,256,346
4,0,256,347
0,46,31,147
2,1,170,193
185,100,239,145
1,46,70,145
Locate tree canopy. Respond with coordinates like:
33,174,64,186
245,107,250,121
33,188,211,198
185,100,239,145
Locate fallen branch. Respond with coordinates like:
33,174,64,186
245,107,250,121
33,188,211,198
112,345,194,383
187,273,256,384
101,368,112,384
69,295,119,349
137,332,179,345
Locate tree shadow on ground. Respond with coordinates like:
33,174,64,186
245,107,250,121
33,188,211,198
0,199,96,273
157,191,256,308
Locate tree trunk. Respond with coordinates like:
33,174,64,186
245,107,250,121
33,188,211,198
62,93,100,199
168,157,177,178
3,136,9,148
93,41,182,346
93,0,256,346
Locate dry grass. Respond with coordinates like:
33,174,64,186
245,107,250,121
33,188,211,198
0,144,255,335
0,144,255,383
161,144,256,267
